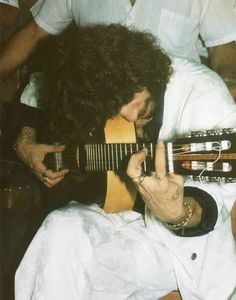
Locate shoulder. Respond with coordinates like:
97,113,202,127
164,56,236,133
168,56,224,90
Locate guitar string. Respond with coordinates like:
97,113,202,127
198,142,223,182
60,144,221,160
1,142,227,171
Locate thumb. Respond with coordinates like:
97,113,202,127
127,148,148,178
45,144,66,154
134,148,148,164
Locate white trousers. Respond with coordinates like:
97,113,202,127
15,202,177,300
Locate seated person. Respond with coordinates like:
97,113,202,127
13,25,236,299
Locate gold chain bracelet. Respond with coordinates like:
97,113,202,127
165,201,193,232
13,131,37,150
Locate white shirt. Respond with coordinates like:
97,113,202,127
15,58,236,300
31,0,236,63
0,0,19,7
147,57,236,299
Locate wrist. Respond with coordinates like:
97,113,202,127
13,127,37,151
165,201,193,232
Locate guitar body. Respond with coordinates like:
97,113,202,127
43,116,138,213
103,117,137,212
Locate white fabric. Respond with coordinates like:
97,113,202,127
15,57,236,300
20,73,41,108
0,0,18,8
30,0,236,63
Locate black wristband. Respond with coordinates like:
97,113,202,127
171,187,218,237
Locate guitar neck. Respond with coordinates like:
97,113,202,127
46,127,236,183
82,142,156,172
53,142,157,173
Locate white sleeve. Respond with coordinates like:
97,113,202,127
0,0,19,8
200,0,236,47
159,57,236,229
30,0,73,35
176,60,236,227
183,101,236,228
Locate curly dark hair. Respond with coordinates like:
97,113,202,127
36,24,172,143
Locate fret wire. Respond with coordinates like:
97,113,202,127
95,144,97,170
104,144,107,171
76,147,79,168
120,144,123,162
95,144,98,170
89,144,92,170
111,144,114,170
102,144,105,171
130,143,133,155
98,144,101,170
100,144,103,171
107,144,111,170
93,144,96,170
115,144,118,170
150,143,153,160
89,144,93,171
125,144,127,156
86,145,88,170
97,144,100,170
143,143,147,172
85,145,88,170
98,144,100,170
92,144,95,170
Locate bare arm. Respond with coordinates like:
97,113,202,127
0,20,49,78
0,3,19,27
208,42,236,100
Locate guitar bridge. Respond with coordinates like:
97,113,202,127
181,161,232,172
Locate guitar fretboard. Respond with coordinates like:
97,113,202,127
46,127,236,183
82,142,155,171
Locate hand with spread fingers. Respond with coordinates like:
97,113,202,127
15,127,69,187
126,141,202,228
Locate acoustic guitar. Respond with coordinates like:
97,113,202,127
42,116,236,212
1,116,236,213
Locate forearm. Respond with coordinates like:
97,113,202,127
208,42,236,99
0,20,48,78
0,3,19,27
209,42,236,77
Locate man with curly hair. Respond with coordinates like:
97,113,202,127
12,24,236,300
